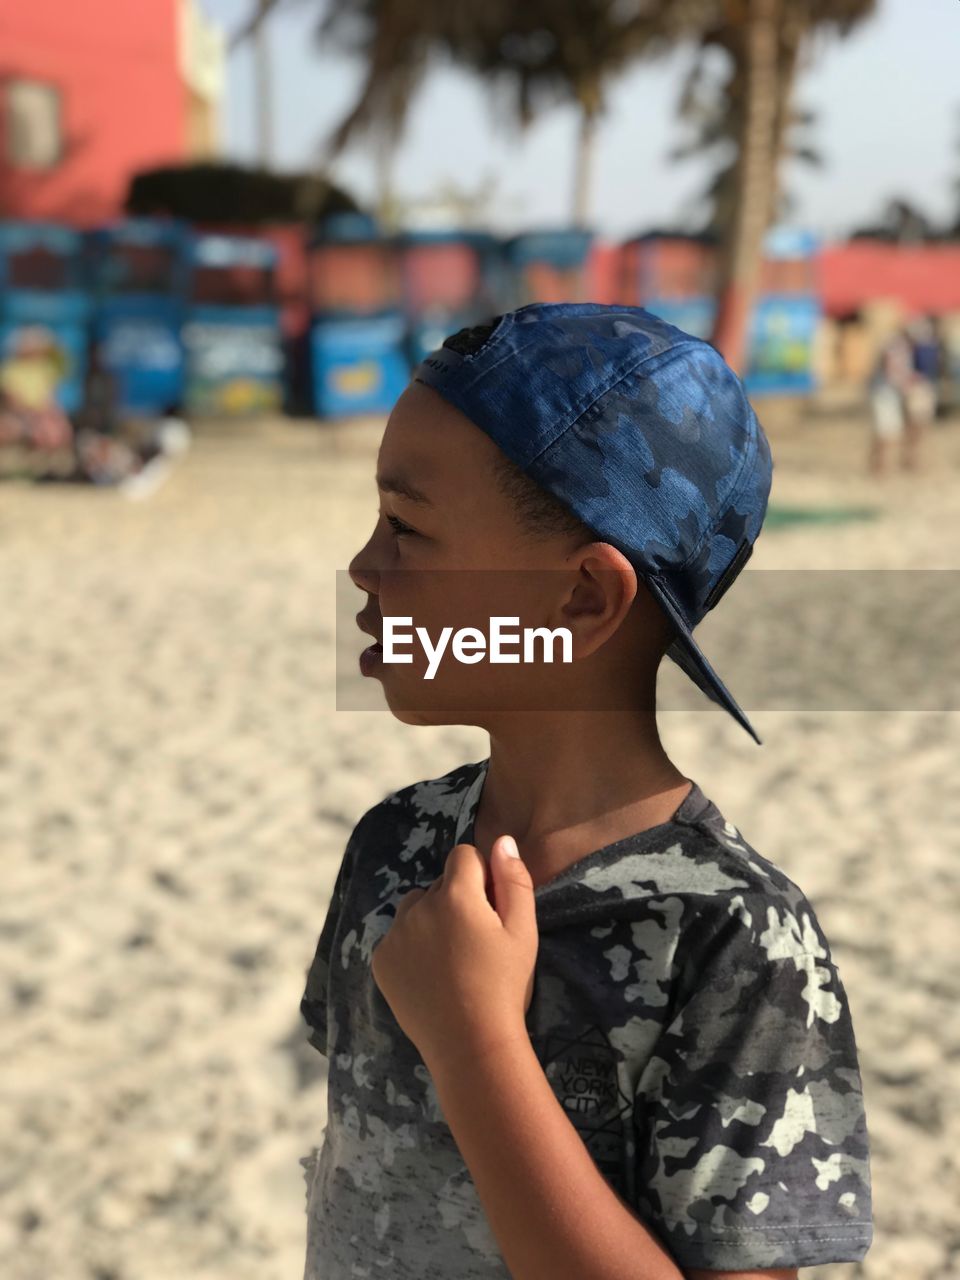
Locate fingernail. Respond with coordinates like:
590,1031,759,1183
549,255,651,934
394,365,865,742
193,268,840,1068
501,836,520,859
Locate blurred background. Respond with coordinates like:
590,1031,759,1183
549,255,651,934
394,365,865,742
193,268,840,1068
1,1,958,1278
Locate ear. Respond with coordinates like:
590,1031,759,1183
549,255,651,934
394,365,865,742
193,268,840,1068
560,544,638,656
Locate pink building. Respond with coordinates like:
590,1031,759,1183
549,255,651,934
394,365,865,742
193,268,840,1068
0,0,223,226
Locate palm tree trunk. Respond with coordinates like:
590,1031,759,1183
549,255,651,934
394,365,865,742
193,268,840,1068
254,0,273,168
572,107,597,229
374,131,398,230
710,0,781,374
766,17,802,227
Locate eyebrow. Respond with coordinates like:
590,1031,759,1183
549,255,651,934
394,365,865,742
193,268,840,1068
375,472,435,507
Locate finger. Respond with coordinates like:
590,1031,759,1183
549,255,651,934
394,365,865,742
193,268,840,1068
490,834,537,935
443,842,489,900
393,886,426,919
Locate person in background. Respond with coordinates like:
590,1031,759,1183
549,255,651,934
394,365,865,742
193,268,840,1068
68,344,191,487
910,314,943,389
905,315,941,456
867,326,922,476
0,327,74,453
71,340,141,484
74,339,122,438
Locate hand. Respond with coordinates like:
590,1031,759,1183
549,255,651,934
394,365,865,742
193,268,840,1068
370,836,539,1072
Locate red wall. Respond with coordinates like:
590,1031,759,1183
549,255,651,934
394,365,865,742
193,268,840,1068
821,242,960,319
0,0,185,226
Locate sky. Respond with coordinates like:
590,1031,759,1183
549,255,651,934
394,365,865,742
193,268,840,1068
202,0,959,242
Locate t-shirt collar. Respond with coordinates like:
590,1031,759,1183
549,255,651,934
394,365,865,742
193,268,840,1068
452,756,710,860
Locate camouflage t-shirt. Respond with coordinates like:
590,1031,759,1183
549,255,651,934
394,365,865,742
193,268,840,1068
300,758,873,1277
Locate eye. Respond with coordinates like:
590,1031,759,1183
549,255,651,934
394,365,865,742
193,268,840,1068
384,512,417,538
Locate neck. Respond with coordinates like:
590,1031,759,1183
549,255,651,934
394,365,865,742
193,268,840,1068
473,710,691,882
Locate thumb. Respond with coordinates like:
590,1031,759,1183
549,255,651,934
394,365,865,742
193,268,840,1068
490,835,536,933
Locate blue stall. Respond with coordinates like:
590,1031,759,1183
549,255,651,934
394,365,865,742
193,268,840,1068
0,222,89,414
398,228,503,365
745,228,821,395
635,296,715,341
183,233,284,416
309,214,409,417
311,312,411,417
502,229,594,309
86,219,190,415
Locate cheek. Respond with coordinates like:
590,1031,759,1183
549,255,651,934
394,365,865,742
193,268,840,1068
438,575,547,642
379,568,420,623
380,570,471,626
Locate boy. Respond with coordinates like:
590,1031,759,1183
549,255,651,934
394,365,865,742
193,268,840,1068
301,304,873,1279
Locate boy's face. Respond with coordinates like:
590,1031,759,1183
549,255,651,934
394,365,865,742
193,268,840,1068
347,381,665,726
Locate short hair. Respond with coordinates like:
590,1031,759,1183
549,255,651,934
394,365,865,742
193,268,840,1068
441,319,595,544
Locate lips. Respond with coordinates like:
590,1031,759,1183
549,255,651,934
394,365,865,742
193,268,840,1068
355,612,383,643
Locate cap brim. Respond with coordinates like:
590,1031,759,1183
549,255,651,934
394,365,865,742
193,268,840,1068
645,576,763,746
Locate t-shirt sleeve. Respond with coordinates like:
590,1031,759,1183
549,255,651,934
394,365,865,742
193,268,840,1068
631,945,874,1271
299,823,363,1058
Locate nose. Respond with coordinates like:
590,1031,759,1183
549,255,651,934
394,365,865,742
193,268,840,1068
348,552,377,597
348,526,380,596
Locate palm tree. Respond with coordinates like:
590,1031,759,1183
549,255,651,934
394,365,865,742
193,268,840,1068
671,45,823,239
239,0,876,350
445,3,674,228
850,197,940,244
316,0,532,226
317,0,682,228
703,0,877,372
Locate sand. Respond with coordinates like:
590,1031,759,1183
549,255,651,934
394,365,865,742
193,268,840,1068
1,405,959,1280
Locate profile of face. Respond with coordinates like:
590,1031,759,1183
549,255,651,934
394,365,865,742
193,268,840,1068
347,381,671,727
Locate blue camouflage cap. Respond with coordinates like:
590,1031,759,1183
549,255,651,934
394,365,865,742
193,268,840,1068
413,301,773,745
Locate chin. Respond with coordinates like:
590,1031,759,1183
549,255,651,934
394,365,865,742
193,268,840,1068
382,686,488,729
386,706,440,727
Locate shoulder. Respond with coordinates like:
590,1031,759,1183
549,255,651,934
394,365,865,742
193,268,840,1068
353,757,484,829
659,789,842,991
654,819,859,1075
344,757,485,860
604,783,844,1003
596,783,827,945
540,786,843,1030
542,780,835,970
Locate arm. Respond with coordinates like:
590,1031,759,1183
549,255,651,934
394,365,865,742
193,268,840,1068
429,1033,798,1280
427,1031,684,1280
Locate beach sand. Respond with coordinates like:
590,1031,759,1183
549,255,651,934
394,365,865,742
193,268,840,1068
1,405,958,1279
